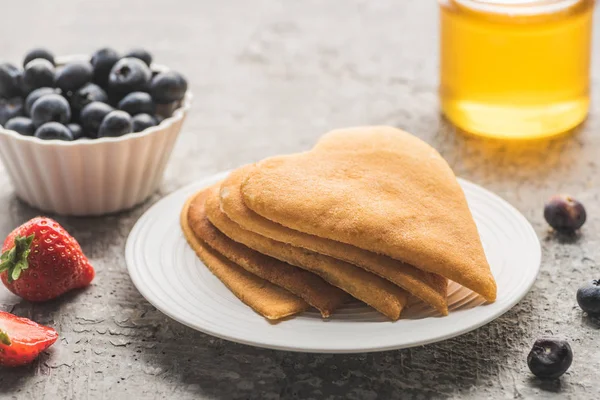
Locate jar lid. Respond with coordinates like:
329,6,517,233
450,0,584,15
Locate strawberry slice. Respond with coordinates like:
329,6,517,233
0,311,58,367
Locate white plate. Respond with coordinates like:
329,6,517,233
126,171,541,353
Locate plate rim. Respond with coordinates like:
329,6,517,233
125,171,541,353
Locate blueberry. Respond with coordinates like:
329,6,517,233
30,94,71,127
23,48,55,68
69,83,108,116
67,123,83,140
527,338,572,379
118,91,154,115
55,61,93,93
23,59,55,93
125,48,152,67
34,122,73,141
0,97,24,125
577,279,600,316
91,47,120,88
80,101,114,138
108,57,151,98
155,101,179,119
132,113,157,132
98,110,132,138
25,87,57,116
0,63,23,98
150,70,187,104
5,117,34,136
544,194,586,233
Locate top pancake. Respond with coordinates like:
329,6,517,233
241,126,497,301
220,165,448,315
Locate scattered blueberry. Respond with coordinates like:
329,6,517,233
67,123,83,140
150,70,187,104
118,91,154,115
5,116,35,136
125,48,152,67
25,87,57,116
34,122,73,141
132,113,157,132
22,59,55,93
69,83,108,116
544,194,586,233
98,110,132,138
0,97,24,125
90,47,120,88
527,338,572,379
55,61,93,93
23,48,55,68
577,280,600,316
0,63,23,99
30,93,71,127
80,101,114,138
108,57,151,98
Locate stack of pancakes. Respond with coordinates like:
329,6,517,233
181,126,497,321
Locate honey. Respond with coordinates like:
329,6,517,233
440,0,594,139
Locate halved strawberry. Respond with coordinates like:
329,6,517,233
0,217,95,302
0,311,58,367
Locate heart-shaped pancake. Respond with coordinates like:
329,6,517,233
241,126,497,301
220,165,449,315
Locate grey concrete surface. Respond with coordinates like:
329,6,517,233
1,0,599,398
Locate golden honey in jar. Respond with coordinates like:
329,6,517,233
439,0,594,139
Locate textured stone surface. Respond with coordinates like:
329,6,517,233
1,0,599,398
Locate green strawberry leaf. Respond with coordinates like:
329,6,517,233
0,329,11,346
0,234,34,283
0,247,16,273
11,264,22,281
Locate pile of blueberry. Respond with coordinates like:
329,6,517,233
0,48,187,140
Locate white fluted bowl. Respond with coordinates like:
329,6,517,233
0,55,191,216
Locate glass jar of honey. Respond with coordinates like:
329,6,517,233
439,0,594,139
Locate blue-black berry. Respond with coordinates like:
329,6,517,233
98,110,132,138
5,116,35,136
80,101,114,138
118,91,154,115
25,87,57,116
55,61,93,93
91,47,120,88
150,70,187,104
0,97,24,125
23,59,55,93
69,83,108,116
544,194,586,233
108,57,151,98
132,113,157,132
34,122,73,141
30,93,71,127
527,338,572,379
67,123,83,140
125,48,152,67
0,63,24,99
577,280,600,316
23,48,55,68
